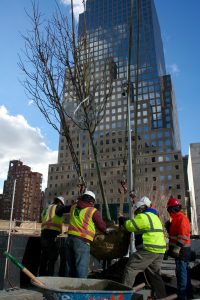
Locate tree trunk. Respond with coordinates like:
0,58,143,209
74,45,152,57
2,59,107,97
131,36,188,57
89,132,111,221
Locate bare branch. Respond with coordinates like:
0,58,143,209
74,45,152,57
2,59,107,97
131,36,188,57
19,1,115,220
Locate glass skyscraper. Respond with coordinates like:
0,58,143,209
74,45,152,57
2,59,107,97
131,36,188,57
45,0,185,215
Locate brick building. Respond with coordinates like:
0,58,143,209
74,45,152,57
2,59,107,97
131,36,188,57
0,160,43,221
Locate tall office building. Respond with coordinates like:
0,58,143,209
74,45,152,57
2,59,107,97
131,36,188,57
45,0,185,215
188,144,200,234
0,160,43,221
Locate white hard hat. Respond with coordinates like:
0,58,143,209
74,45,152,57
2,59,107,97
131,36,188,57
134,196,151,210
56,196,65,206
83,190,96,202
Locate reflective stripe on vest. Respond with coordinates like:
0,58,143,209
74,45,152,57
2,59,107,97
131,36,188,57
42,204,63,232
169,234,190,246
142,213,166,250
68,206,96,241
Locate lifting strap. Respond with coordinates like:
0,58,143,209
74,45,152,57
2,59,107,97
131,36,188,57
118,179,128,217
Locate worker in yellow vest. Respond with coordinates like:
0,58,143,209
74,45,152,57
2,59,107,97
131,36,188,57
119,196,167,299
39,196,70,276
66,190,107,278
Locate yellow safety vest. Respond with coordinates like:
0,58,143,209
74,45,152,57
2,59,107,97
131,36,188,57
41,204,64,233
68,204,97,242
125,212,166,253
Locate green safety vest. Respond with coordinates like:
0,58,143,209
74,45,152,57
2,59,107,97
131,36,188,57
125,212,166,253
41,204,64,233
68,205,97,242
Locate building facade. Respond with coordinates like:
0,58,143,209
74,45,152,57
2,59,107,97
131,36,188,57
188,143,200,234
0,160,43,222
45,0,185,217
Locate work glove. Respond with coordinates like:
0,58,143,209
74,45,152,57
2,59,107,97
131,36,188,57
118,216,126,226
170,245,181,259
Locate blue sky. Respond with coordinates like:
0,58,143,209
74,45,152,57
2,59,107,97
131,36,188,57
0,0,199,193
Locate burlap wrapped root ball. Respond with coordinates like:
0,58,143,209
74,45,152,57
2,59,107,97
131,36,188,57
90,224,131,260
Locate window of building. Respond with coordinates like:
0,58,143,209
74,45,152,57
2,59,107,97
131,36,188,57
166,165,172,171
165,155,171,161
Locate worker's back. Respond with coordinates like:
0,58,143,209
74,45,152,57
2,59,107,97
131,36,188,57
125,209,166,254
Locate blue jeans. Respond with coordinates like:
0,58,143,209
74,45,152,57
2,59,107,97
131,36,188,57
175,259,192,300
65,235,90,278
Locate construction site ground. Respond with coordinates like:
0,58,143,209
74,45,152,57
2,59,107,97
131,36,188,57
1,226,200,299
1,257,200,300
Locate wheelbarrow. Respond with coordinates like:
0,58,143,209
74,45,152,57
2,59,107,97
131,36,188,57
31,276,142,300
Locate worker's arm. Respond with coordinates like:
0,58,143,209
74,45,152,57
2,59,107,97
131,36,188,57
55,205,71,217
92,210,106,233
176,216,190,247
123,214,148,233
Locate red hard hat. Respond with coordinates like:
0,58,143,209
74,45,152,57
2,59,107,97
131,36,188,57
167,197,181,207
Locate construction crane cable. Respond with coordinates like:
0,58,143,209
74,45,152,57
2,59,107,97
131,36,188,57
121,0,134,193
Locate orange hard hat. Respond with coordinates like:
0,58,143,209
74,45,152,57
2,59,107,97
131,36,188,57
167,197,181,208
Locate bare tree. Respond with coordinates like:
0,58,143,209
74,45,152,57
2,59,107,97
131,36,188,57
18,2,115,221
135,179,170,223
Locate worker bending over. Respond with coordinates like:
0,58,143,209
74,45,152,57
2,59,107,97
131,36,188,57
66,190,106,278
119,196,167,299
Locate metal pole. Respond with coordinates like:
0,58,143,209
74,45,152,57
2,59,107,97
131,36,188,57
127,0,135,254
4,179,16,285
127,0,134,217
127,88,133,212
